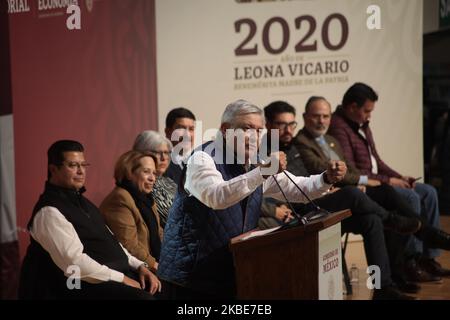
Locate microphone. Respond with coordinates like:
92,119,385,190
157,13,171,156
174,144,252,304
282,170,320,209
260,149,328,227
279,170,330,225
271,175,307,228
258,155,305,228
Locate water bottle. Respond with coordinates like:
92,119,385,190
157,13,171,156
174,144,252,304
350,263,359,283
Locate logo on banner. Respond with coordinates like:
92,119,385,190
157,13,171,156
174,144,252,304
7,0,31,13
233,13,350,93
35,0,79,19
322,248,339,273
38,0,79,11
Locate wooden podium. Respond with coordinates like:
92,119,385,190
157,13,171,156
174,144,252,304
230,210,351,300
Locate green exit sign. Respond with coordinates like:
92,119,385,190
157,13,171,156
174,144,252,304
441,0,450,28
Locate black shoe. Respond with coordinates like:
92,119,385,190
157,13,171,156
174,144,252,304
420,227,450,250
384,213,421,235
372,285,415,300
393,278,421,294
404,259,443,283
419,258,450,277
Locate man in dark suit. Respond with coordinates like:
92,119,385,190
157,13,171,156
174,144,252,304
164,107,196,184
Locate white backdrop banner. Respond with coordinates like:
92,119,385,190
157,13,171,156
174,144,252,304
156,0,423,177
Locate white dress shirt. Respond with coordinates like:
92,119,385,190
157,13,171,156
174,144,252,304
184,142,331,210
170,152,185,167
358,127,378,175
30,206,144,284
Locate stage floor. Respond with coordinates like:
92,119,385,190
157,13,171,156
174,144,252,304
344,215,450,300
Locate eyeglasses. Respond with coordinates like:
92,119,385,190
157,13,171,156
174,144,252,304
273,121,297,130
61,161,90,170
150,150,171,160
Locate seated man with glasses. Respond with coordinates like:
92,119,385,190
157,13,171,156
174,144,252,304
271,119,298,132
19,140,161,299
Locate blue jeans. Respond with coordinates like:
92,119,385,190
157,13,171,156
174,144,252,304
394,183,441,259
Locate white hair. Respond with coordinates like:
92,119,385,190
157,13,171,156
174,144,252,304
220,99,264,126
133,130,173,153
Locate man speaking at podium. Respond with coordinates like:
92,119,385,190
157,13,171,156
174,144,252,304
157,99,346,299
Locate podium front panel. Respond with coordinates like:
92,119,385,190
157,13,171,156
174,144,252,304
230,210,350,299
318,222,343,300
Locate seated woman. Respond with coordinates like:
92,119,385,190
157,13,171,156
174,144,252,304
133,130,177,229
100,150,162,272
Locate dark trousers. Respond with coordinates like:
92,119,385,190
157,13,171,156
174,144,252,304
59,269,154,300
62,280,155,300
294,186,393,287
297,186,390,220
365,183,437,242
161,280,235,300
19,267,155,300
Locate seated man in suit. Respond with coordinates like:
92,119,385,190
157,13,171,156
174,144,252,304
296,95,450,283
327,83,450,281
19,140,161,299
261,100,423,299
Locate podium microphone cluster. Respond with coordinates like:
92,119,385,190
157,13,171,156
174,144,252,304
271,171,330,227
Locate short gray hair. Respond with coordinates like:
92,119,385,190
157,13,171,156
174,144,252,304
133,130,173,153
221,99,264,126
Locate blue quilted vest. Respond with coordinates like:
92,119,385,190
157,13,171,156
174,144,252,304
157,141,262,295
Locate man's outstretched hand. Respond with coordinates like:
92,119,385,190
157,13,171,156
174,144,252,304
325,160,347,184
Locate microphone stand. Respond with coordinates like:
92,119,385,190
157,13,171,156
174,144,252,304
274,170,330,226
272,175,307,228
